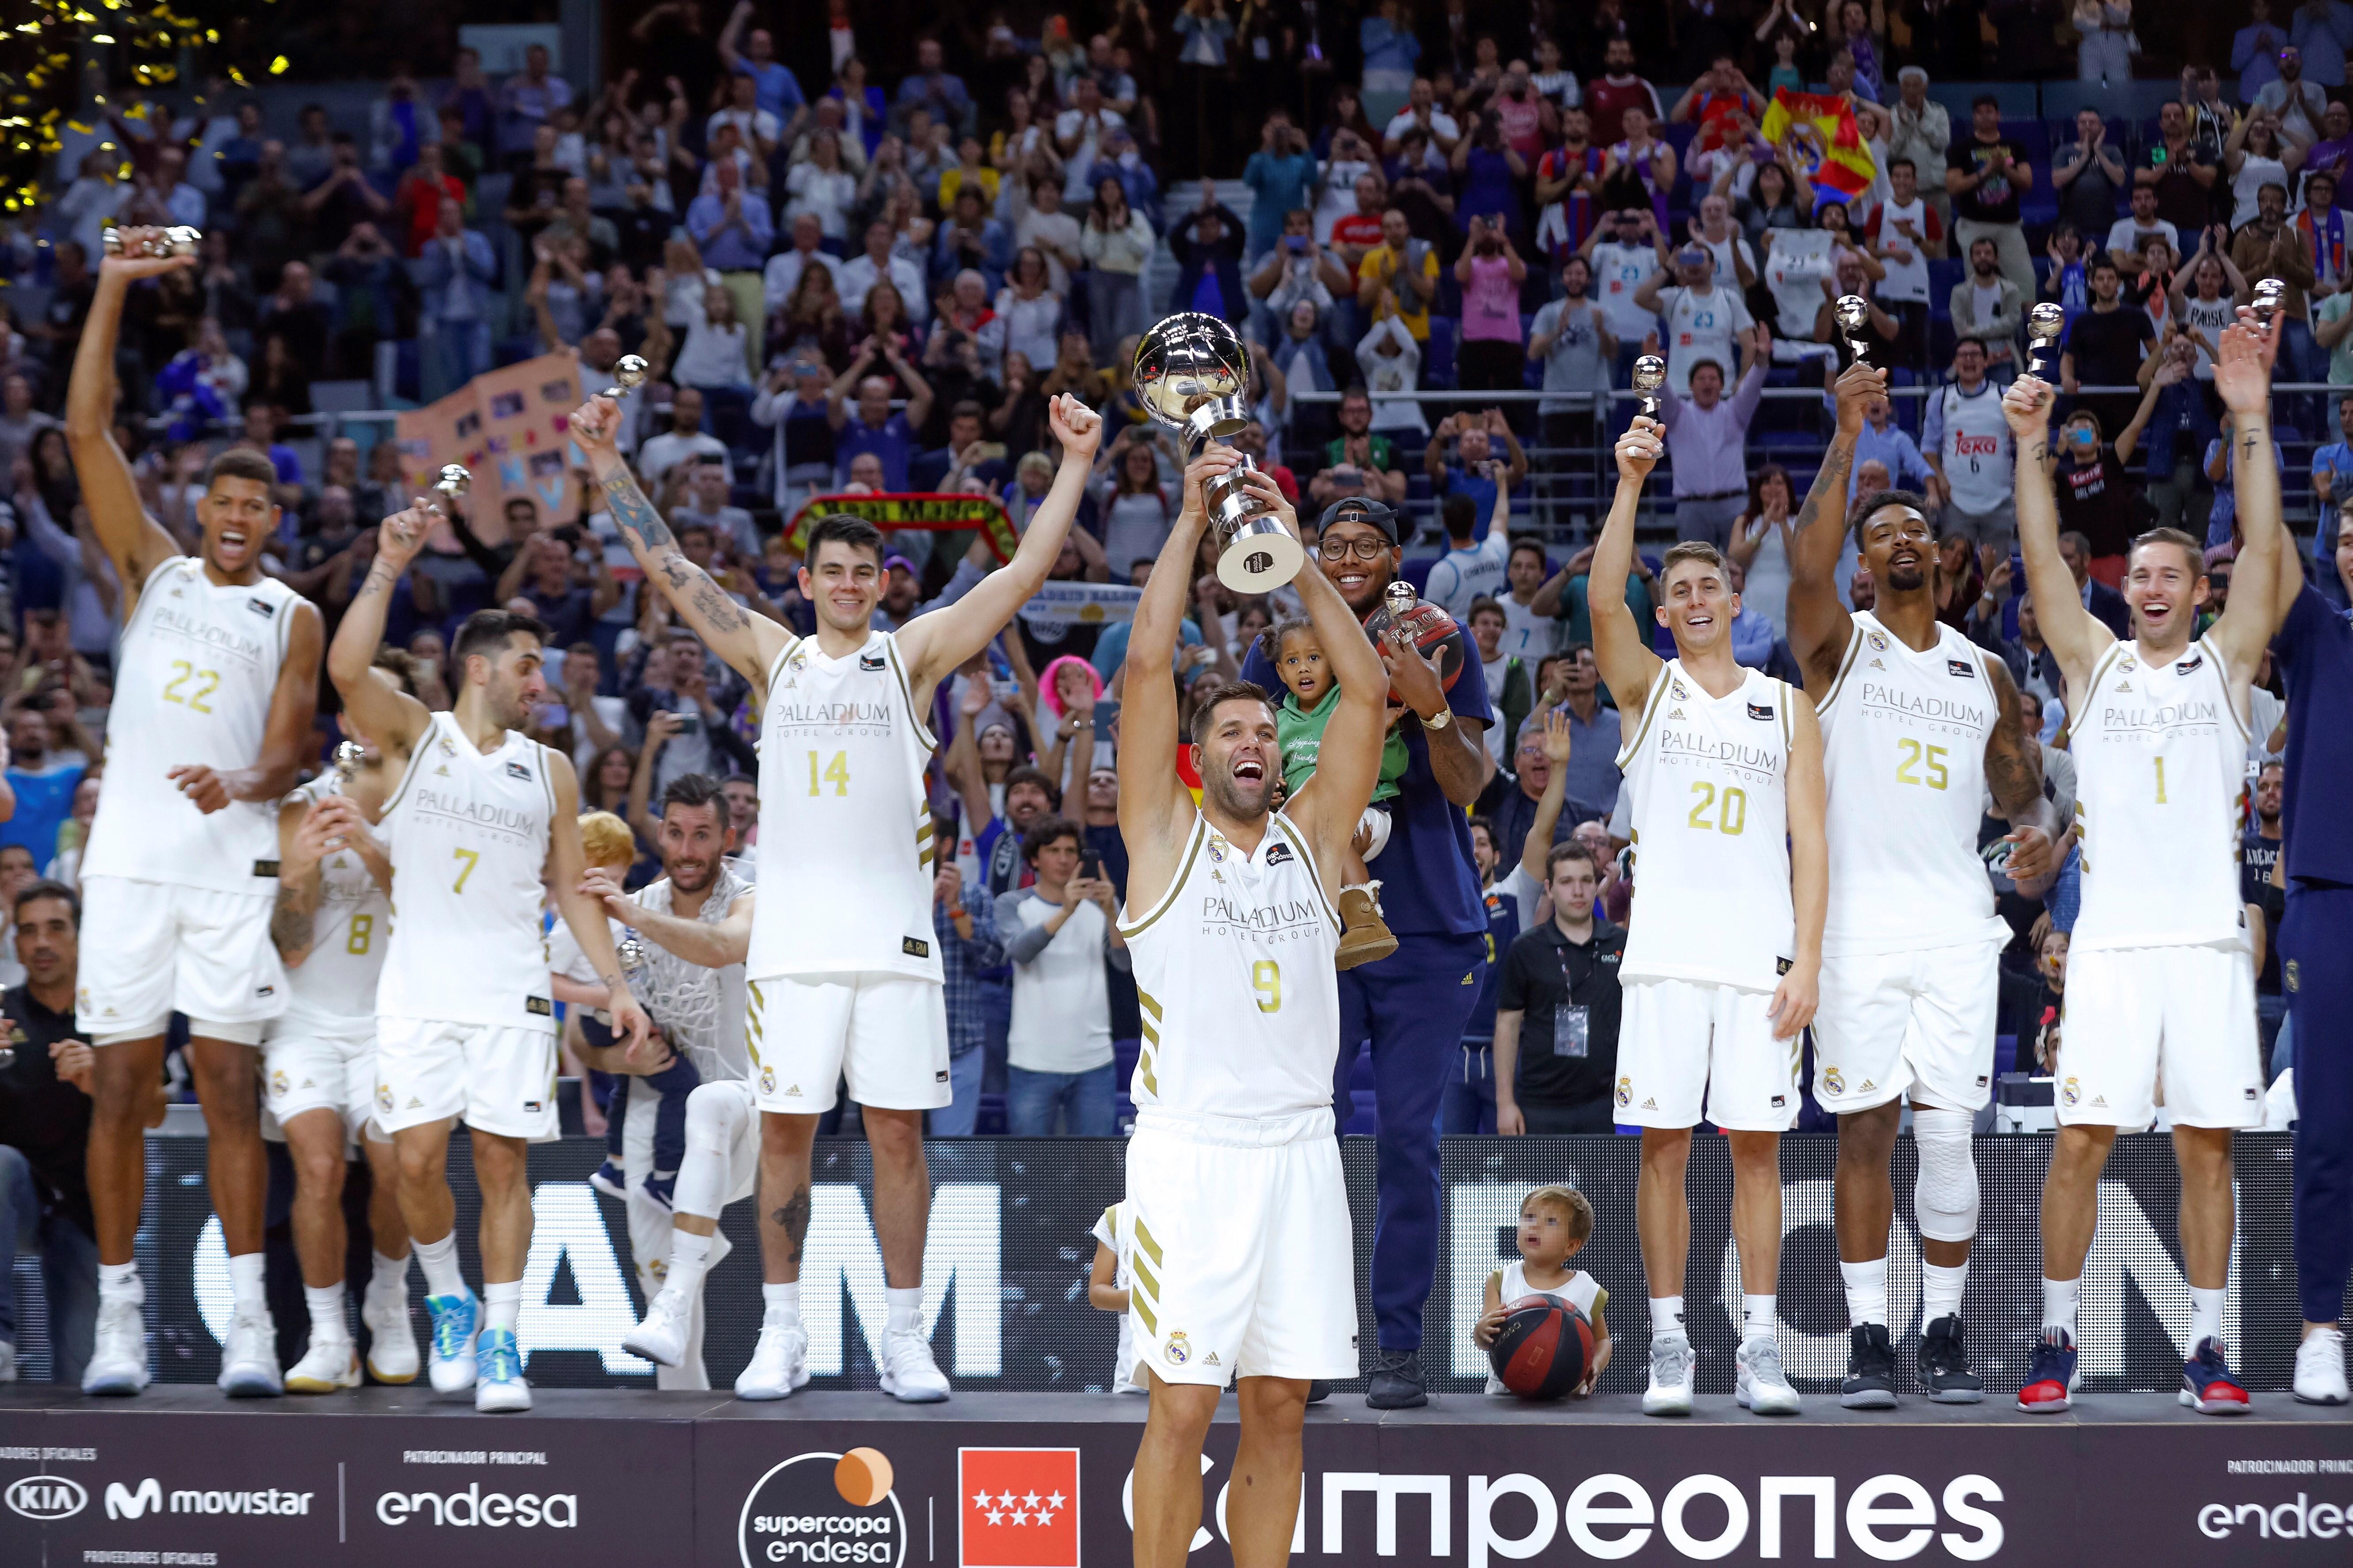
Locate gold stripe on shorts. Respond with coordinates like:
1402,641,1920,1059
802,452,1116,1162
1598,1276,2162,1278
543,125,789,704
1131,1254,1161,1307
1134,1218,1164,1268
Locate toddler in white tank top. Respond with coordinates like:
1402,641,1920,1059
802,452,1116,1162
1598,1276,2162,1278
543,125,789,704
1474,1185,1612,1396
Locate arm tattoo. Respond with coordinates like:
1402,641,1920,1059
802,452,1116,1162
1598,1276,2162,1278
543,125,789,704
269,882,316,963
353,559,402,603
1792,441,1855,541
600,472,675,552
1984,670,2047,819
769,1184,812,1266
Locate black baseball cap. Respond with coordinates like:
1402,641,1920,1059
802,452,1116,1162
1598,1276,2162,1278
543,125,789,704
1317,496,1400,543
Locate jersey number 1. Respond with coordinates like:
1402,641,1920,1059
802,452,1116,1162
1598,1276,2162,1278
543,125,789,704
807,750,851,796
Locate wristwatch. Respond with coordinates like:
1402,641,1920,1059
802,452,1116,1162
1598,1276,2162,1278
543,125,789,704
1419,704,1453,731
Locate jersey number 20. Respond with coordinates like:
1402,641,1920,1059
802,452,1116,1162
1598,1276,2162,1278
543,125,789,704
1686,781,1748,836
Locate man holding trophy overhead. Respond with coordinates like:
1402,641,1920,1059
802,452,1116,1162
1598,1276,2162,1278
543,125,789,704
1136,310,1503,1411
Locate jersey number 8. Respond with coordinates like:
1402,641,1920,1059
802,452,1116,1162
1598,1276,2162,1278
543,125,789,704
347,914,373,955
1686,780,1748,836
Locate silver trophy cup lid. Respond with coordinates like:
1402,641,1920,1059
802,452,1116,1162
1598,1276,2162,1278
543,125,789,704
1134,313,1250,440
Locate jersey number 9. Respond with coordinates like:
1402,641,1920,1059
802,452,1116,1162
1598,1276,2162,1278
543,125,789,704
1253,959,1282,1014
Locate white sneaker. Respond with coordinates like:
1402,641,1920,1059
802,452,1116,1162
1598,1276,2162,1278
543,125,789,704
474,1328,530,1412
624,1289,692,1369
218,1307,284,1398
879,1327,951,1402
425,1290,479,1395
1642,1331,1694,1417
735,1319,810,1401
1736,1335,1801,1415
81,1297,149,1396
362,1289,419,1384
2295,1326,2350,1406
286,1336,361,1394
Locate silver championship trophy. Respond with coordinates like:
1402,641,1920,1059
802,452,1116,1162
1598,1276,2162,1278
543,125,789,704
1835,294,1873,366
602,353,649,402
103,225,200,259
325,741,366,850
1631,354,1667,418
430,463,470,515
1134,313,1302,592
2253,276,2286,333
2027,302,2066,379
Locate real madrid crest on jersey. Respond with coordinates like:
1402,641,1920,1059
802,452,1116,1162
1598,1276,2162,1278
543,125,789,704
1671,677,1690,700
1867,629,1889,651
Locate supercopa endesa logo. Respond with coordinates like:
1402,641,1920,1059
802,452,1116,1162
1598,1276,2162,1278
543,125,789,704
740,1449,905,1567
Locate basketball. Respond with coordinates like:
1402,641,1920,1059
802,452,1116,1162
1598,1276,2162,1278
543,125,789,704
1488,1294,1594,1400
1363,591,1470,698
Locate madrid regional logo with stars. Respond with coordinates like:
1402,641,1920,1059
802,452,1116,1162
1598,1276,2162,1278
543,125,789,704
959,1447,1080,1568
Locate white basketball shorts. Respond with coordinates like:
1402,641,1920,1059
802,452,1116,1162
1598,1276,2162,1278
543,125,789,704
1813,937,2004,1114
77,876,287,1042
1615,977,1801,1132
2056,942,2264,1130
374,1017,560,1141
746,972,950,1113
1123,1106,1357,1386
262,1022,382,1143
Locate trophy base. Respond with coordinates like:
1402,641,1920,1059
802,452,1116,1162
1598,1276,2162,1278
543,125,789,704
1216,517,1305,593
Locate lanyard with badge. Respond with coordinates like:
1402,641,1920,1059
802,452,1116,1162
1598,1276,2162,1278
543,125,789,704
1551,939,1590,1059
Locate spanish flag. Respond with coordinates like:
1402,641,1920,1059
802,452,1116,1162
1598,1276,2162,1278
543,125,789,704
1758,89,1877,210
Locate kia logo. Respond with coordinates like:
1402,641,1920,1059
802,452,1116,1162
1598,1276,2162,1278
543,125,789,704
6,1475,89,1520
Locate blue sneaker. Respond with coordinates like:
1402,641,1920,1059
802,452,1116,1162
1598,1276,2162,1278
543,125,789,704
643,1170,677,1211
2180,1336,2251,1416
475,1328,530,1412
425,1290,479,1396
588,1158,628,1201
2017,1328,2079,1412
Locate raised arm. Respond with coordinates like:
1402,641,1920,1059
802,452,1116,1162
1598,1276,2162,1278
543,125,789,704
1587,420,1667,711
1518,709,1574,886
897,395,1101,699
65,228,188,600
1275,483,1388,873
331,504,437,762
1788,361,1881,687
1770,696,1825,1040
1118,450,1222,904
2004,374,2111,694
571,395,785,685
2209,305,2294,675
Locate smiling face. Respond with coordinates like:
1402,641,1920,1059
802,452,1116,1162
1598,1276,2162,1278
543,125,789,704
659,799,726,893
2123,536,2208,649
1656,551,1736,653
799,536,885,632
1194,696,1279,820
1315,516,1395,614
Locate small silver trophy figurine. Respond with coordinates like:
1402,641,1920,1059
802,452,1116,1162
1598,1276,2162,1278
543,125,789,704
617,935,649,975
1835,294,1873,366
102,225,200,259
1134,313,1302,592
430,463,470,515
325,741,366,850
2026,302,2066,380
602,354,649,402
2253,276,2285,333
1632,355,1667,419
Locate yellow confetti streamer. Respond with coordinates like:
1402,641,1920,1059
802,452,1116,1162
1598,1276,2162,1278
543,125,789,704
268,54,287,74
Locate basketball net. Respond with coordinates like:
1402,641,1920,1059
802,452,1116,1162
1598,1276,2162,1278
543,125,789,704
623,865,749,1083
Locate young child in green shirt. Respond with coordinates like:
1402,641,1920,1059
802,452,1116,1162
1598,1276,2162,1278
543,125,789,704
1265,617,1405,968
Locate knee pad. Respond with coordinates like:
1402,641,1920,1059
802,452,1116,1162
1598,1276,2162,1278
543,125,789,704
1912,1106,1980,1244
683,1083,748,1155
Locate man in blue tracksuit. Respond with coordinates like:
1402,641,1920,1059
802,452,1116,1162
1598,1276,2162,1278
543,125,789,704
2277,504,2353,1405
1241,497,1496,1408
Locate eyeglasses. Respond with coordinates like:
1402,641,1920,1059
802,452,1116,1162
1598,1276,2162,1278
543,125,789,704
1318,538,1391,562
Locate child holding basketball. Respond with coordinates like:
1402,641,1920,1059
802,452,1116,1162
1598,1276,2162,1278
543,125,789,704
1263,617,1407,968
1475,1185,1612,1396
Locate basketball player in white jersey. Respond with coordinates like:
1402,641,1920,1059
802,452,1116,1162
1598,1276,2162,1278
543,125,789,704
576,776,762,1392
1785,361,2065,1408
264,652,426,1393
65,228,324,1399
1590,416,1828,1419
2006,312,2288,1416
331,519,651,1415
566,389,1099,1401
1121,447,1386,1568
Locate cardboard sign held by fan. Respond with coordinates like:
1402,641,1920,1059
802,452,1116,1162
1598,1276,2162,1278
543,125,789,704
394,352,584,547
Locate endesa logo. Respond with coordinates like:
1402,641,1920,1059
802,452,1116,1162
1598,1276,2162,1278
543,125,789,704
2198,1494,2352,1541
376,1484,577,1528
5,1475,88,1519
740,1449,904,1567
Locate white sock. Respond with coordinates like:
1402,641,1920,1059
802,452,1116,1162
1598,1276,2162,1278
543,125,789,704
886,1285,924,1335
370,1251,409,1301
99,1261,143,1306
226,1252,267,1314
1839,1258,1888,1328
1923,1261,1969,1323
2042,1276,2081,1339
762,1281,802,1327
482,1280,521,1336
665,1231,714,1297
413,1232,466,1299
1648,1295,1685,1338
2191,1285,2227,1348
1742,1293,1777,1345
305,1284,348,1343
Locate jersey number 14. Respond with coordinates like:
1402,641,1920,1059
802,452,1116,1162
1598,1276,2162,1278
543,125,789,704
807,750,851,795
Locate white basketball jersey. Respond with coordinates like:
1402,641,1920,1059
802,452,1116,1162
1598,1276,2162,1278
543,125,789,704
626,868,751,1082
85,559,303,895
1119,811,1341,1118
1091,1201,1140,1389
1491,1260,1604,1317
745,628,942,983
1615,660,1796,990
278,774,393,1035
2068,635,2252,951
1816,613,2010,955
376,712,557,1030
1932,383,2012,514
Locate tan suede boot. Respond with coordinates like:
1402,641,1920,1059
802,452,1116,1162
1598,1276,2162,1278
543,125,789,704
1336,883,1399,970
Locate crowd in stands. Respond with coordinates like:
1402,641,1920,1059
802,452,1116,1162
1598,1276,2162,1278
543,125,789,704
0,2,2336,1156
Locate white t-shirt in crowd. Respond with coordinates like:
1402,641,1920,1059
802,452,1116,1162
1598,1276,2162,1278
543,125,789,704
1656,284,1752,395
1590,241,1659,340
